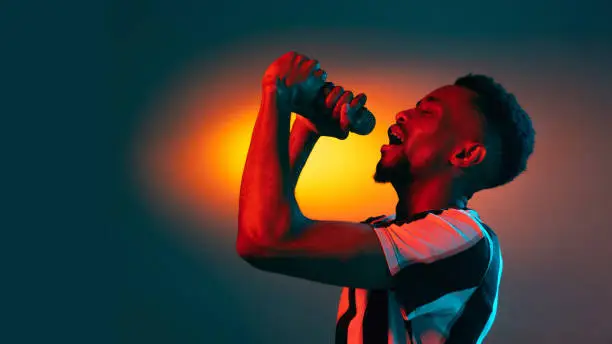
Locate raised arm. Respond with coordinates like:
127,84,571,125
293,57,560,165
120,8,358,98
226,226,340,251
237,52,391,289
237,51,325,250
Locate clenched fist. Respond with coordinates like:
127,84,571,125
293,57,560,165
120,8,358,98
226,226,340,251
263,51,376,139
262,51,327,110
296,82,369,140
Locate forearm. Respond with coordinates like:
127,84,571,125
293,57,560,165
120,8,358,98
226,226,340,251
289,116,320,189
238,87,300,248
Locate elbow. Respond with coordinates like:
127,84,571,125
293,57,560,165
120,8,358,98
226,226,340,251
236,235,270,263
236,211,305,263
236,230,288,274
236,238,275,272
236,214,271,261
236,237,256,260
236,216,297,260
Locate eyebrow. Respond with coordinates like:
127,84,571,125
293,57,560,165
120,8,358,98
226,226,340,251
416,96,440,107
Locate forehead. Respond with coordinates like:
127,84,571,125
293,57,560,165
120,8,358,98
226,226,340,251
422,85,486,137
421,85,478,111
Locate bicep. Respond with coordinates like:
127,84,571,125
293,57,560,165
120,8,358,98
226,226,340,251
242,219,393,289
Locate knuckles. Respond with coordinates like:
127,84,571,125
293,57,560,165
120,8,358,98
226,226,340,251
264,52,369,140
265,51,321,89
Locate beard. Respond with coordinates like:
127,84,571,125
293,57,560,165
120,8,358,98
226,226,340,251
373,158,412,184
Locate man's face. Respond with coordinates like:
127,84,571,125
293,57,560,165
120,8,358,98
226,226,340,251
374,85,484,184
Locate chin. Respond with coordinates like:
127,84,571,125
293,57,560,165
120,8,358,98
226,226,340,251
373,160,410,184
373,172,389,183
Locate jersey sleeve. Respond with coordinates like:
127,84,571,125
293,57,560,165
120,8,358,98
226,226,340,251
372,209,488,275
372,209,491,313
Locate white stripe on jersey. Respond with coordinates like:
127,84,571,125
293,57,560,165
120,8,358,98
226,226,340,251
335,208,499,344
373,209,485,276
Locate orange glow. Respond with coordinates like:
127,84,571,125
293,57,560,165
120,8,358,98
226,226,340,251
205,109,394,220
133,50,522,241
137,83,401,226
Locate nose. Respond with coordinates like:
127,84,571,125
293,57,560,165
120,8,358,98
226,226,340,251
395,110,409,124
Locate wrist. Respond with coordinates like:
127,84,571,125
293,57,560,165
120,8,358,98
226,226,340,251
289,116,320,189
262,83,292,113
293,115,321,138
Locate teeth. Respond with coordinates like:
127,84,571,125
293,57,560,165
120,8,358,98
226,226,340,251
387,125,405,145
388,127,404,144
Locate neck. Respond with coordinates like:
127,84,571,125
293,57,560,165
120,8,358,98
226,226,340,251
392,174,468,222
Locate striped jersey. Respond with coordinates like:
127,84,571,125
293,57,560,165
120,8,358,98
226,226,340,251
335,208,502,344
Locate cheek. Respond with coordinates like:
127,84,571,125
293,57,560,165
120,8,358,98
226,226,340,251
404,136,448,167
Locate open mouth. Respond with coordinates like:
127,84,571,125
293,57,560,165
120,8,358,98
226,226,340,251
387,125,405,145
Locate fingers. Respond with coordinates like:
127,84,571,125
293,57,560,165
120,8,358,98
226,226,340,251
350,93,367,109
328,89,365,112
293,56,324,94
297,55,324,81
334,91,354,119
325,86,344,109
283,52,320,85
284,51,301,85
305,59,326,87
300,58,317,79
313,68,327,82
303,59,318,73
273,51,323,82
345,92,366,125
293,52,306,68
335,91,354,134
336,112,350,140
278,51,299,67
326,87,360,135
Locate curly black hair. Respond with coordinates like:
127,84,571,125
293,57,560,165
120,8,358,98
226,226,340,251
454,74,535,190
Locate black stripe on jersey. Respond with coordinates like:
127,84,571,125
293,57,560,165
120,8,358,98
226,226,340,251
404,319,414,344
446,223,501,344
335,215,389,344
365,215,387,225
335,288,357,344
392,235,490,314
362,290,388,344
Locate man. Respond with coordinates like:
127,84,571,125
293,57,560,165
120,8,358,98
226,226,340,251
237,51,535,343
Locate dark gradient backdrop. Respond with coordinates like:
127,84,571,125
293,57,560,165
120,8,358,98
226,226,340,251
114,1,612,343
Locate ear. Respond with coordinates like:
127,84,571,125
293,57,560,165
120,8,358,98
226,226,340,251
450,142,487,168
